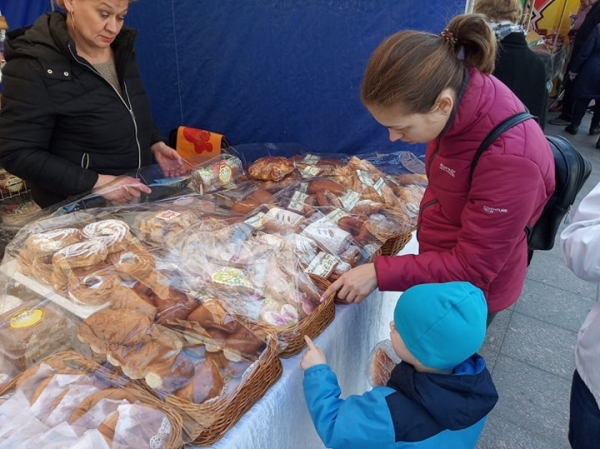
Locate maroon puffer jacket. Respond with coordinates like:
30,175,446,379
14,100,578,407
375,68,555,313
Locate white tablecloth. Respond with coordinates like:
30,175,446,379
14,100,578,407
192,232,418,449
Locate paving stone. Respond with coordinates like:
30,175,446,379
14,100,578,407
487,355,571,446
500,312,576,380
515,279,595,332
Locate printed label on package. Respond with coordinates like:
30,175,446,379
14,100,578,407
301,165,321,178
245,212,265,229
305,252,338,278
325,208,350,224
302,154,321,165
340,189,361,211
289,191,309,212
357,170,375,187
373,177,386,196
156,210,181,221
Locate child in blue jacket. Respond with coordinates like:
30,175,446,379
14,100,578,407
301,281,498,449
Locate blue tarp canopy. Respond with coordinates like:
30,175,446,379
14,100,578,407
1,1,465,157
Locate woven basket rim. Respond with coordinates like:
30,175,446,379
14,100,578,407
1,350,185,449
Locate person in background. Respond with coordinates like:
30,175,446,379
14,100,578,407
321,14,555,324
0,0,186,209
302,281,498,449
549,0,600,126
474,0,548,128
560,181,600,449
563,22,600,137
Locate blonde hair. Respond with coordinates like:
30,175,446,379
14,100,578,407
361,14,496,114
473,0,523,24
55,0,137,9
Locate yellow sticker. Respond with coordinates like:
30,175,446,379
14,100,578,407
218,164,233,183
10,309,43,329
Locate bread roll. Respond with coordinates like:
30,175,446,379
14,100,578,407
144,352,195,393
205,350,251,379
107,285,157,318
261,207,304,233
186,301,241,334
77,309,153,354
173,357,225,404
248,156,295,182
68,388,138,424
230,188,275,215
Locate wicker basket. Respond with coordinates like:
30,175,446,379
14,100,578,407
162,340,283,446
261,276,335,358
375,229,414,257
0,350,185,449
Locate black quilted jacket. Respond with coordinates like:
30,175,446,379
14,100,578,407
0,12,164,208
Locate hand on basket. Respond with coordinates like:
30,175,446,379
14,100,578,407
301,335,327,370
320,263,378,304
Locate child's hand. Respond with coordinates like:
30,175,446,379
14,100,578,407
301,335,326,370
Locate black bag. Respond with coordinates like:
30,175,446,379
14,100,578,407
471,112,592,251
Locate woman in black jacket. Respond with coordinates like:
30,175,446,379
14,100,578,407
474,0,549,129
0,0,186,208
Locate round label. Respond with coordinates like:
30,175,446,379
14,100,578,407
218,164,233,183
10,309,43,329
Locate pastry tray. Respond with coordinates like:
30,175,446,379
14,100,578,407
0,260,108,319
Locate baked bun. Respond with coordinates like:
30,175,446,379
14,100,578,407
24,228,82,257
173,357,225,404
204,350,251,379
144,352,195,393
52,240,108,271
367,340,399,387
68,269,121,305
261,207,304,233
230,189,275,215
107,285,157,318
82,219,132,254
138,209,199,247
186,301,241,334
107,248,155,281
221,325,266,362
68,388,138,424
248,156,295,182
77,309,153,354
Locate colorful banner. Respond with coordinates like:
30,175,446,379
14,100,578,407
526,0,581,38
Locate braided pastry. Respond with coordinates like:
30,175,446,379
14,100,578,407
82,219,132,253
52,240,109,271
107,248,155,281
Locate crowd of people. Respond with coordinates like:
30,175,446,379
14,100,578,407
0,0,597,448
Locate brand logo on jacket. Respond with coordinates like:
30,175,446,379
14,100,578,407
483,205,508,214
439,163,455,177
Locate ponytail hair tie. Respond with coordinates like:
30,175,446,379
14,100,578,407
440,29,457,46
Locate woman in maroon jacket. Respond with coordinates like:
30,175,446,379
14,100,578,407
322,14,555,320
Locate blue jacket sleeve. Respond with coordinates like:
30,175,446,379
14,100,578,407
303,364,397,449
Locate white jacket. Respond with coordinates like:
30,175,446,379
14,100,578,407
560,181,600,409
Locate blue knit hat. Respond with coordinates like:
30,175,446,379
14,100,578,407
393,282,488,370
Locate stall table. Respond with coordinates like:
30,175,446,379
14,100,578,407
192,233,418,449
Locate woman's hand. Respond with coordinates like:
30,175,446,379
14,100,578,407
320,263,378,304
92,174,151,203
301,335,327,370
151,141,188,177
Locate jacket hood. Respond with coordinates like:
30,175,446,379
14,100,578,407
388,354,498,430
4,11,137,64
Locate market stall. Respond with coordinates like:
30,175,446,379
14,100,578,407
0,148,425,447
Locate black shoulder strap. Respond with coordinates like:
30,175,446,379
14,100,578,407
469,112,536,182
